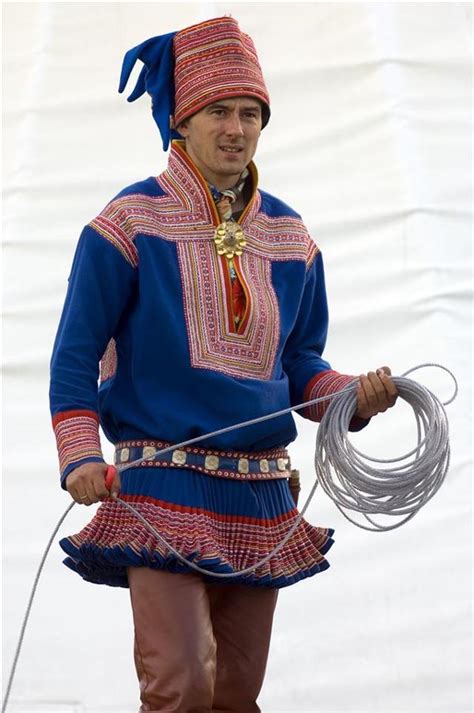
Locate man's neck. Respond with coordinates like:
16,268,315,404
210,176,243,191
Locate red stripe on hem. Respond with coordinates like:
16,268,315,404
120,493,298,528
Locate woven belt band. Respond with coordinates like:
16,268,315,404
114,439,291,481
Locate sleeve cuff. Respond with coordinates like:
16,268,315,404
303,370,357,422
60,455,106,490
52,409,104,484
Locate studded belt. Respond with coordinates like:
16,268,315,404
114,439,291,481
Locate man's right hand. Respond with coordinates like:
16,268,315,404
66,462,121,505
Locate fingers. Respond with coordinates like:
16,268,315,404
77,492,92,506
377,367,398,407
103,465,122,498
91,472,111,502
357,372,385,418
111,471,122,497
66,463,110,506
356,367,398,419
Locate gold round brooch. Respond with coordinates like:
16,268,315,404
213,222,247,259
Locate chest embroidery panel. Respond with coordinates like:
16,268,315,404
153,158,284,382
175,207,317,383
177,240,280,381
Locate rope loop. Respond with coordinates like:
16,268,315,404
315,364,457,531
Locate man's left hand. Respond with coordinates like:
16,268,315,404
356,366,398,420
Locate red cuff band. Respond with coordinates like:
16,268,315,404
303,370,355,422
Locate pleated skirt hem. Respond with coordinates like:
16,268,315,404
59,467,335,589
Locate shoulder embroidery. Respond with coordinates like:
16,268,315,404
88,150,216,261
242,201,320,266
307,239,319,268
89,152,319,267
90,214,139,267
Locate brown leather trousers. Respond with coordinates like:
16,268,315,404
128,567,279,712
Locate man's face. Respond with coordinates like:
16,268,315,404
178,97,263,190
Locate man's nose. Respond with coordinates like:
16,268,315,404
225,112,244,136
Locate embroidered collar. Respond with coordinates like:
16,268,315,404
165,140,260,227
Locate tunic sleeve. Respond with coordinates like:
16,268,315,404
50,222,138,487
282,250,368,430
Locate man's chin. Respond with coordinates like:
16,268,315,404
217,159,248,175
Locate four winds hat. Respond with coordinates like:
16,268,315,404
119,17,271,151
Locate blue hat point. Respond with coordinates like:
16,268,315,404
118,31,178,150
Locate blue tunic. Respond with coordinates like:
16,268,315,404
50,141,356,588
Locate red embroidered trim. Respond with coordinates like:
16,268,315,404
52,409,99,427
303,370,355,422
90,215,139,268
178,240,280,380
86,143,319,381
121,493,295,527
52,410,102,476
90,143,318,264
66,497,333,580
100,338,117,383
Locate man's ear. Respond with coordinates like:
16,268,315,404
176,119,189,138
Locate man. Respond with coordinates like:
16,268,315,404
50,17,397,712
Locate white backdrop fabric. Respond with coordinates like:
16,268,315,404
2,3,472,712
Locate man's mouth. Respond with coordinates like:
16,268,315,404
219,146,243,154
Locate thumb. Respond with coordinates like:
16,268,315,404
111,472,122,497
104,465,121,497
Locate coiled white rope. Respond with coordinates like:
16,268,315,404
315,364,456,531
2,363,457,712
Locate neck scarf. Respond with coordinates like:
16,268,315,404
208,168,249,221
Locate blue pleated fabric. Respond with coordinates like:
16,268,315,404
60,467,334,588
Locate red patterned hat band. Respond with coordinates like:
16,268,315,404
173,17,270,128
